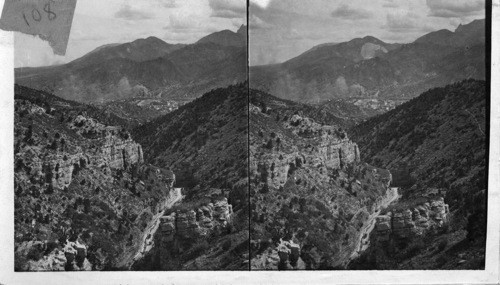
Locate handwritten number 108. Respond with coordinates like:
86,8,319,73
22,3,57,27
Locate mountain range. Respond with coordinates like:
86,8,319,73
249,19,485,110
15,25,247,104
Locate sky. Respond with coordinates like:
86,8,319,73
249,0,486,65
14,0,246,67
13,0,486,68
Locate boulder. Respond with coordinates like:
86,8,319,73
63,243,77,264
277,243,290,264
74,242,87,262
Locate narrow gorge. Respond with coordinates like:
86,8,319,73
14,85,243,271
249,89,394,269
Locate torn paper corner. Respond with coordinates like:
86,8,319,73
0,0,77,56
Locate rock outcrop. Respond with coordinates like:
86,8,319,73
131,196,234,270
63,240,92,271
254,125,361,190
318,137,360,170
100,136,144,169
15,113,143,190
159,198,233,243
277,240,301,269
374,197,449,244
16,240,91,271
69,114,144,169
347,196,452,269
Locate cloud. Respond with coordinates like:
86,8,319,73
384,12,432,33
158,0,178,8
250,0,271,9
165,14,198,32
114,4,154,20
164,13,222,39
231,18,246,29
449,18,461,27
331,4,373,20
208,0,246,19
73,34,107,42
14,33,67,67
382,0,400,8
249,14,272,30
283,28,303,40
426,0,484,18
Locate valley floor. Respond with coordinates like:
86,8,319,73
347,187,400,265
129,188,183,268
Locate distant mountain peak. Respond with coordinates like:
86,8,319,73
362,35,383,43
129,36,169,47
455,18,485,34
143,36,167,43
346,36,386,46
66,35,187,66
196,28,246,47
237,24,247,36
415,18,485,47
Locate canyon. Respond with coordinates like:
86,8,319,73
11,16,487,272
250,89,393,269
14,85,242,271
349,80,487,269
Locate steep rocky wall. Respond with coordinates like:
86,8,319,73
100,137,144,170
159,198,233,242
69,114,144,169
16,136,143,190
17,239,92,271
253,135,361,190
14,101,159,271
318,138,360,169
374,197,449,244
132,197,234,270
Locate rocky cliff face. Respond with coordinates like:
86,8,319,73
159,198,233,242
99,135,144,170
347,196,452,270
15,102,143,191
16,239,91,271
255,135,360,190
14,87,174,271
69,114,144,170
252,111,361,190
374,197,449,243
131,196,235,270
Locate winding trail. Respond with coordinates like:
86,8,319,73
129,188,183,267
346,187,400,267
